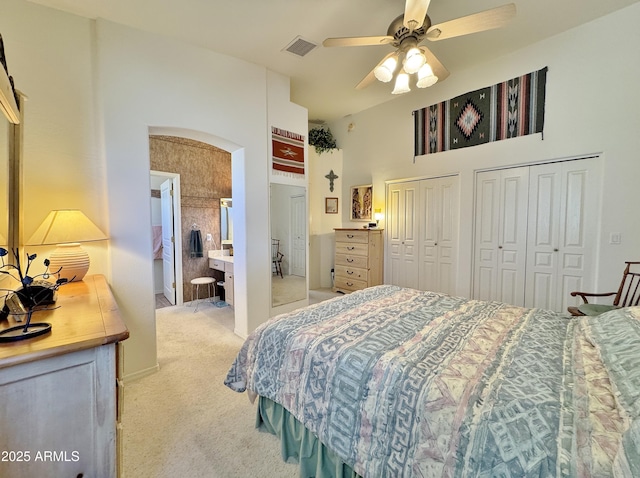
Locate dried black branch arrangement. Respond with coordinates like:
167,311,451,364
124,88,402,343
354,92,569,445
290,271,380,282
0,247,68,342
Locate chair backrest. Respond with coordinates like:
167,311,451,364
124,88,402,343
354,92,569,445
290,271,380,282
615,262,640,307
271,239,280,260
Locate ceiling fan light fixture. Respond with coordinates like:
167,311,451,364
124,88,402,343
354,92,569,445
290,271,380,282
403,47,426,74
416,63,438,88
374,56,398,83
392,72,411,95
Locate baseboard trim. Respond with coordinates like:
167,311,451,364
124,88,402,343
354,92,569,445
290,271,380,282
122,363,160,383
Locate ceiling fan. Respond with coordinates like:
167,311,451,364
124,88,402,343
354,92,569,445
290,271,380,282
323,0,516,94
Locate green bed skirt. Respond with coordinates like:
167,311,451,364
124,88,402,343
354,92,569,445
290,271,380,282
256,396,362,478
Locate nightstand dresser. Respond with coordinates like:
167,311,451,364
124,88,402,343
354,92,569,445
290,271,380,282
333,228,383,294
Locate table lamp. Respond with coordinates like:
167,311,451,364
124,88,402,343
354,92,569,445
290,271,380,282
26,209,108,282
374,209,384,226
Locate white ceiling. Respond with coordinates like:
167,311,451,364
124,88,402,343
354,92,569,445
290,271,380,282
28,0,639,123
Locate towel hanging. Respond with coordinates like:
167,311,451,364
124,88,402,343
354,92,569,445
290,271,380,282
190,229,203,258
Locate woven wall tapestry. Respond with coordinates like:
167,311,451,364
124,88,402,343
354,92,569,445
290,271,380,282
272,127,305,177
414,67,547,156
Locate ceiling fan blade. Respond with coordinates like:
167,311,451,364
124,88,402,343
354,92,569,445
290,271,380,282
421,46,449,82
355,52,396,90
426,3,516,41
323,36,394,47
404,0,432,30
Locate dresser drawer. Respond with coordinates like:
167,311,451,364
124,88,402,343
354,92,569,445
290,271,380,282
335,253,368,269
335,265,368,281
335,230,369,244
209,259,225,271
334,276,368,292
335,242,368,256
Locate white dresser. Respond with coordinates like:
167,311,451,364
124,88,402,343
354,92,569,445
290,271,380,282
0,275,129,478
333,228,384,294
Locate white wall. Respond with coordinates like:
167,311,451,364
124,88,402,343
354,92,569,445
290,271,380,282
327,3,640,299
96,21,306,377
2,0,307,379
1,0,108,274
309,149,343,289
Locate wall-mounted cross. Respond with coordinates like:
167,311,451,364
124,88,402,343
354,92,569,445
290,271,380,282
325,169,339,192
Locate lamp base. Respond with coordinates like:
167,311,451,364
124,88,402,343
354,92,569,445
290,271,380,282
49,243,90,282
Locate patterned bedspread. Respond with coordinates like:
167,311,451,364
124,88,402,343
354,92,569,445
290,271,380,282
225,286,636,477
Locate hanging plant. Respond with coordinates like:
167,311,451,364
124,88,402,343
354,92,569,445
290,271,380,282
309,127,338,154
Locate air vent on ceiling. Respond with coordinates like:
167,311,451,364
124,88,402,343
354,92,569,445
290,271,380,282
282,36,318,58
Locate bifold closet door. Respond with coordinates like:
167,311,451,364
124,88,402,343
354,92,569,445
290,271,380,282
473,167,530,305
387,182,420,288
525,158,600,311
418,176,459,295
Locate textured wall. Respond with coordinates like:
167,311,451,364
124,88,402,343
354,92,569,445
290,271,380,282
149,135,231,301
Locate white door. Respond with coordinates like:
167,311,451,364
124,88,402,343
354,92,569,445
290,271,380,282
387,182,420,288
160,179,176,305
473,167,529,305
525,158,600,311
418,176,459,295
290,194,306,277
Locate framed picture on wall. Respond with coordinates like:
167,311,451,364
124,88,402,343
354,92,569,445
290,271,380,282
350,184,372,221
325,197,338,214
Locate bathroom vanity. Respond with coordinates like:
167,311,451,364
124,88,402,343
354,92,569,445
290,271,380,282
208,252,234,307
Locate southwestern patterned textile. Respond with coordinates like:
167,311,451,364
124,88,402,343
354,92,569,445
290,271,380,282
272,126,305,177
225,286,635,477
413,67,547,156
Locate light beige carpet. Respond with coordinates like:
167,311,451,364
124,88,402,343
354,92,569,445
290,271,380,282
122,301,299,477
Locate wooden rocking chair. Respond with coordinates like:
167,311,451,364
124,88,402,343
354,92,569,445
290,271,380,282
568,261,640,316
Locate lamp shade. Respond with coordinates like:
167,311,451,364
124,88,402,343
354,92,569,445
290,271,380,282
27,210,108,282
403,47,426,74
27,210,107,245
374,55,398,83
416,63,438,88
392,72,411,95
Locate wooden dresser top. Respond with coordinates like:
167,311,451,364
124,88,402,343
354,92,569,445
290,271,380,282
0,274,129,369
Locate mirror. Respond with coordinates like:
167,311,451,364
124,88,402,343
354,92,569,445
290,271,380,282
270,183,307,307
0,117,8,252
220,198,232,245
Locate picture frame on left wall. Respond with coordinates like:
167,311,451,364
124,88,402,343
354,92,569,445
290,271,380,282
325,197,338,214
350,184,372,221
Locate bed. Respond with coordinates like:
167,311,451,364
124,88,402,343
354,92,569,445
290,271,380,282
224,285,640,477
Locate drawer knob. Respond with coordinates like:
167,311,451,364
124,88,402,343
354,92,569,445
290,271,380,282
347,270,353,275
347,234,354,238
347,282,353,286
347,258,354,263
347,246,355,250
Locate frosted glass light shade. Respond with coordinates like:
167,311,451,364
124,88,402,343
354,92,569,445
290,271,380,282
403,47,426,74
416,63,438,88
374,56,398,83
392,73,411,95
27,209,108,282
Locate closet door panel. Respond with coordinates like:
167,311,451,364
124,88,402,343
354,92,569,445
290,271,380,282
525,158,599,311
557,158,600,312
473,173,500,301
437,179,458,295
419,181,438,292
525,163,561,309
474,167,528,305
387,183,419,288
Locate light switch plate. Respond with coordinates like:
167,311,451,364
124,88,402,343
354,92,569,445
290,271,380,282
610,232,622,245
